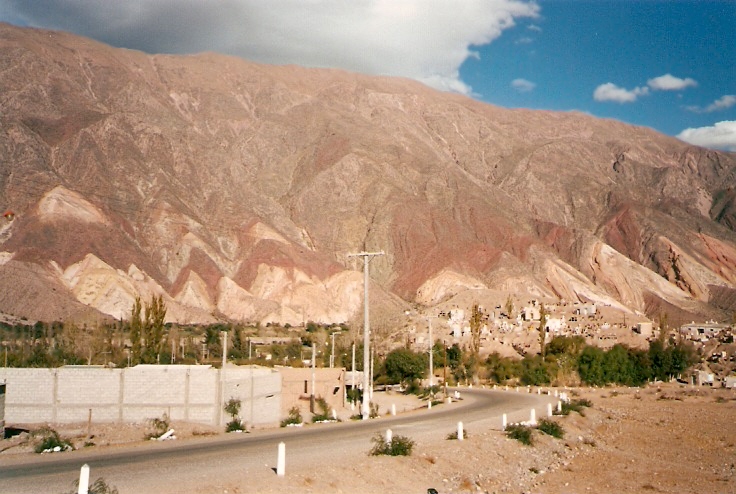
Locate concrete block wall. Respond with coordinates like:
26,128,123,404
278,367,346,417
0,364,281,427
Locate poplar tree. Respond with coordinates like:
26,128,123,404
130,297,142,365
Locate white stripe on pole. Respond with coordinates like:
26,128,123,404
530,408,537,426
457,421,464,441
276,442,286,477
547,403,553,417
78,464,90,494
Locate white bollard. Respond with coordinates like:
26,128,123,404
547,403,553,417
428,400,432,409
537,388,541,395
454,390,460,399
457,421,464,441
502,413,507,430
530,408,537,426
515,387,519,393
276,442,286,477
505,385,508,391
554,389,558,397
78,464,90,494
385,429,393,444
391,404,396,416
446,397,452,404
557,401,562,413
332,409,337,420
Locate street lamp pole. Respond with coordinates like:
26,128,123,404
348,250,384,420
427,317,434,388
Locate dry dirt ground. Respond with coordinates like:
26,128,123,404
2,384,735,494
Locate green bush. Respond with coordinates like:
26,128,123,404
280,406,303,427
505,424,533,446
554,398,592,416
33,427,73,453
446,429,469,440
536,418,564,439
225,419,245,432
311,397,334,422
67,477,119,494
369,433,415,456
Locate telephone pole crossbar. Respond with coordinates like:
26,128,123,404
347,250,384,420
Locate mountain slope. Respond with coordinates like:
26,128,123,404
1,23,735,326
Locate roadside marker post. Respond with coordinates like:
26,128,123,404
276,442,286,477
78,464,90,494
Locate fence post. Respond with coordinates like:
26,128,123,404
276,442,286,477
78,464,90,494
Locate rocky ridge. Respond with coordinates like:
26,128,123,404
1,23,736,325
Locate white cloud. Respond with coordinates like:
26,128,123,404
1,0,539,95
527,24,542,32
647,74,697,91
677,121,736,152
687,95,736,113
511,78,535,92
515,36,533,44
593,83,649,103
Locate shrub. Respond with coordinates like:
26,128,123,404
554,398,592,416
369,433,415,456
280,406,303,427
33,427,73,453
145,413,170,440
446,429,469,440
505,424,533,445
67,477,119,494
536,418,564,439
224,398,245,432
311,397,333,422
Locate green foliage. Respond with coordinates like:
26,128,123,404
536,418,564,438
555,398,592,416
281,406,303,427
469,304,484,358
224,398,242,419
505,424,533,445
369,433,415,456
33,426,73,453
224,398,244,431
520,355,552,385
546,336,586,357
383,348,427,385
311,396,334,422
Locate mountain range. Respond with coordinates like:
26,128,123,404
1,23,735,327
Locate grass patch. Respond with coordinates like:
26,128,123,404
536,418,564,439
505,424,533,446
369,433,415,456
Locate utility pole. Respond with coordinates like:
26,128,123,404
329,332,338,368
220,331,227,426
347,250,384,420
310,342,316,413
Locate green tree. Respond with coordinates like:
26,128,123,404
538,304,548,357
129,297,142,366
383,348,427,385
578,346,606,386
469,304,483,360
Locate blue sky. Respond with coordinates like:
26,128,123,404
1,0,734,150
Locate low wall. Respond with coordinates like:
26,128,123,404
0,364,281,427
278,367,346,417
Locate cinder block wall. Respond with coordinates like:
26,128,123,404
0,365,281,427
278,367,346,418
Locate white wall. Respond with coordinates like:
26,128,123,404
0,364,281,427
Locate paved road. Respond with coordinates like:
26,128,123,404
0,388,553,493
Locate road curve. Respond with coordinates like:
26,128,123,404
0,388,554,493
